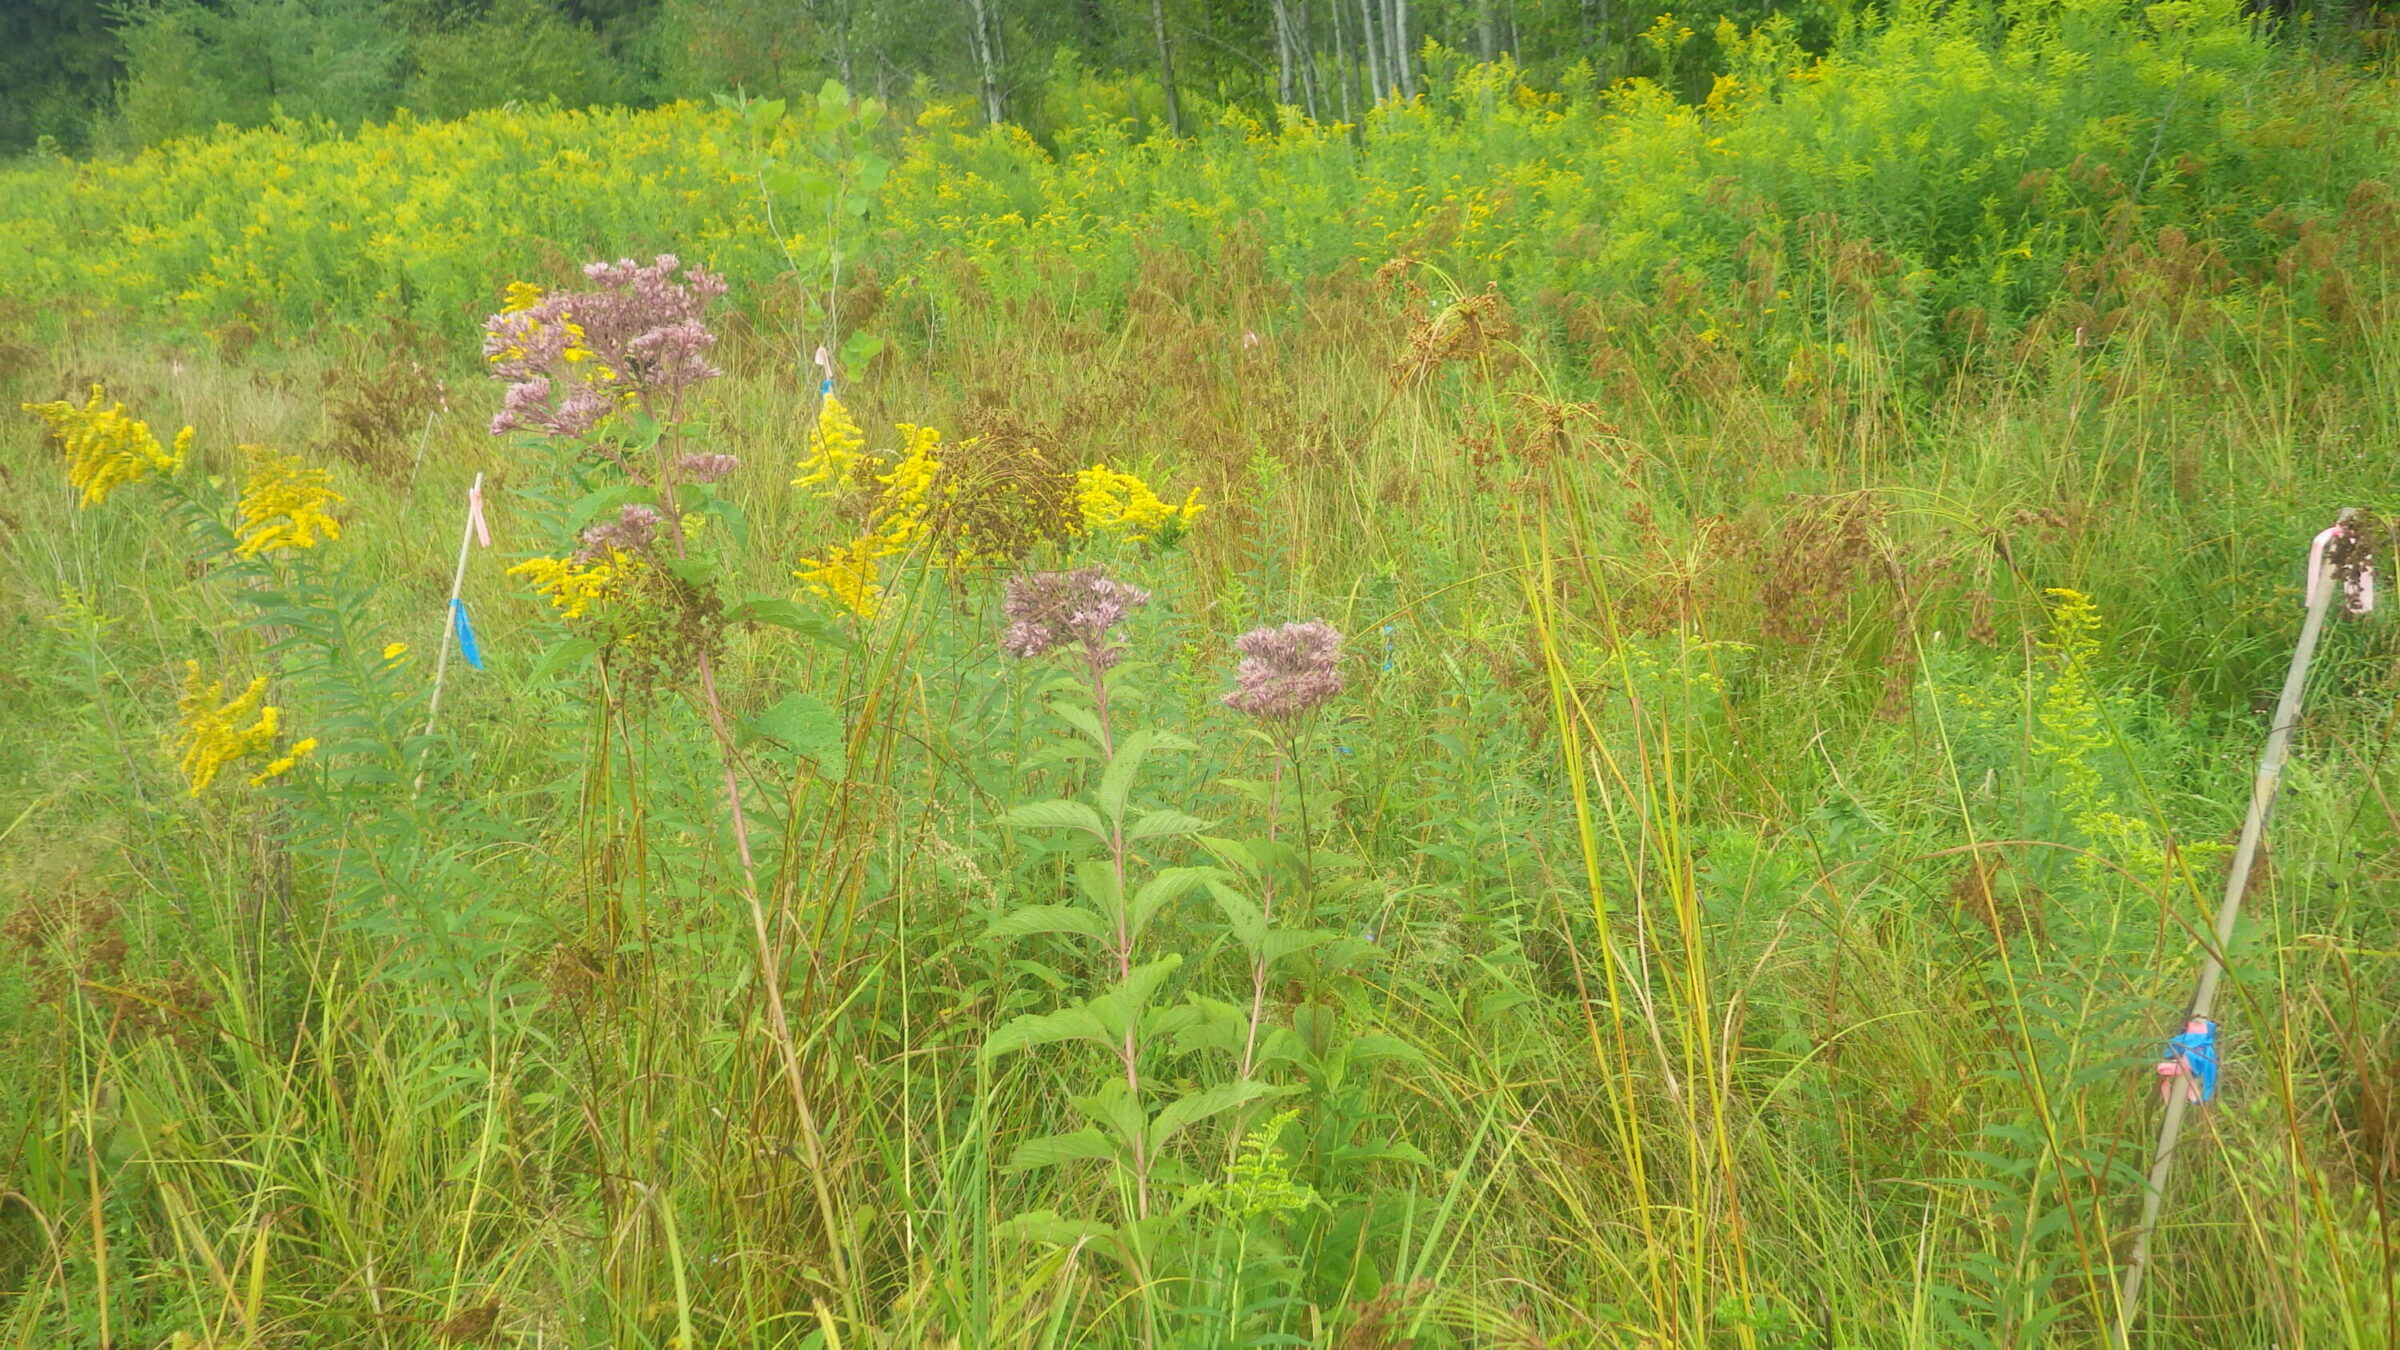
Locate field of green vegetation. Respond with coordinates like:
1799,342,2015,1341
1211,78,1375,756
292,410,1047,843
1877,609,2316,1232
2,2,2398,1346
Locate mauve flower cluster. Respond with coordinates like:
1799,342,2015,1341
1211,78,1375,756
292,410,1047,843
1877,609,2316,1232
1224,620,1344,721
484,255,728,438
676,452,740,484
1000,568,1150,670
577,503,665,560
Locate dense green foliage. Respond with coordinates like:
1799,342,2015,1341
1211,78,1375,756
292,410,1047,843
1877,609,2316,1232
2,3,2399,1347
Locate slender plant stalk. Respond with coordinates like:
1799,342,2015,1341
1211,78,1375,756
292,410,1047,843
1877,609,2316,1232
2114,510,2352,1344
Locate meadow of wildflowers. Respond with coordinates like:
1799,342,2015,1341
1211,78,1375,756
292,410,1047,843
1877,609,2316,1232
3,3,2400,1347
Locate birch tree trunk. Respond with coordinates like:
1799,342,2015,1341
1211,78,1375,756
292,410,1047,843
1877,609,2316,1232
1271,0,1297,105
1359,0,1384,102
1150,0,1183,135
961,0,1005,125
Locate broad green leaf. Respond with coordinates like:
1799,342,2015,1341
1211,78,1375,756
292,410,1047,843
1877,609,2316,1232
1073,859,1124,921
1002,799,1106,839
528,635,600,682
1342,1034,1427,1066
983,1007,1110,1060
992,1210,1117,1249
1043,699,1105,747
1069,1080,1148,1147
739,691,846,782
986,905,1109,943
1148,1080,1276,1153
1095,728,1156,823
1128,867,1209,941
1127,809,1208,842
840,330,886,369
568,483,655,531
1001,1128,1116,1173
664,555,716,590
725,595,852,648
1206,879,1265,948
1086,955,1183,1038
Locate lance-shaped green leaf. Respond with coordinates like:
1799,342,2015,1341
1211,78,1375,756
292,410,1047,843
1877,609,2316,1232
1148,1079,1278,1155
528,635,600,682
1073,859,1124,923
1128,867,1211,944
1083,955,1183,1040
1206,878,1266,950
1169,995,1250,1058
992,1210,1118,1250
739,690,846,782
998,792,1108,835
1001,1127,1117,1173
1127,809,1209,842
1001,799,1107,840
1094,727,1157,824
985,905,1109,943
983,1006,1111,1060
1043,699,1106,748
1070,1080,1151,1152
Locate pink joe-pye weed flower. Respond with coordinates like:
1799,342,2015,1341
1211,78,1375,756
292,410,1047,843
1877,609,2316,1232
1224,619,1344,722
676,452,741,484
484,255,729,438
576,503,666,560
1000,567,1151,670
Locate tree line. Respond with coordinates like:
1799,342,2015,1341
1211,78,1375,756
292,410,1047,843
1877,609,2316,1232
3,0,2389,157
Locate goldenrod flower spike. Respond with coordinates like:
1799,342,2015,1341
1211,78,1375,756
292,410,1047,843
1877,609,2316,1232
173,661,311,794
234,446,345,557
1075,463,1204,543
793,392,868,493
20,385,191,508
508,550,629,620
794,538,885,618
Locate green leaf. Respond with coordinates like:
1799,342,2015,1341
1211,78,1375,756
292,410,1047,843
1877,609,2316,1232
1002,799,1107,839
986,905,1109,943
740,691,846,782
664,555,716,590
1073,859,1123,921
1044,699,1106,747
983,1007,1111,1060
1127,809,1209,841
1069,1080,1150,1148
1342,1034,1427,1066
1206,879,1265,949
1096,728,1156,823
1128,867,1209,941
1001,1128,1116,1173
1149,1080,1277,1154
528,635,600,681
726,595,852,648
992,1210,1117,1249
568,483,655,531
840,330,886,369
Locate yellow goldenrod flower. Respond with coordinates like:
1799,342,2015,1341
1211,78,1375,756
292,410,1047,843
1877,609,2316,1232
174,662,308,795
20,385,191,508
871,422,947,552
1075,464,1203,544
381,642,409,665
508,550,629,620
500,280,545,314
234,446,344,557
793,393,868,493
250,738,318,787
794,538,884,618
